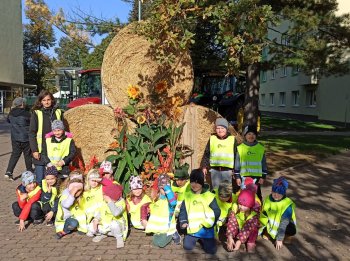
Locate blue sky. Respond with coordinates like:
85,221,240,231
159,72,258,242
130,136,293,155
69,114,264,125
22,0,132,57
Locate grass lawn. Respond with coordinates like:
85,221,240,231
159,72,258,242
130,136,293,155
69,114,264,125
260,135,350,173
261,116,339,131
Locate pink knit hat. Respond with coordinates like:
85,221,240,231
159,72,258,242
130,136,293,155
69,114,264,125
101,178,122,201
238,189,255,208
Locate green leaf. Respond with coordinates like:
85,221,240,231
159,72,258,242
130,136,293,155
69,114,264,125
153,143,166,153
106,154,118,163
124,105,135,115
114,159,127,182
136,125,153,141
153,129,168,143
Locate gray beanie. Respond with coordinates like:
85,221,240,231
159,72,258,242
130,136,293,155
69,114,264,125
51,120,65,131
12,97,26,107
215,118,229,129
21,171,36,186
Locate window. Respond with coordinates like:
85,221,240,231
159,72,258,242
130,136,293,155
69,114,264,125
306,90,316,107
281,35,290,46
279,92,286,106
260,94,265,105
270,93,275,106
271,67,277,80
292,91,300,106
261,70,267,82
282,66,288,77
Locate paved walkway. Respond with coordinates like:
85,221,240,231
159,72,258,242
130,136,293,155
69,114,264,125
0,115,349,260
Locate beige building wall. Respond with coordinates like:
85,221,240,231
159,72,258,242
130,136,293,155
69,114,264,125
0,0,23,84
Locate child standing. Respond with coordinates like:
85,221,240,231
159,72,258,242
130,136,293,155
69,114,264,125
179,169,221,254
126,175,151,230
260,176,297,250
234,125,268,201
171,165,190,216
88,178,127,248
55,171,87,239
226,188,259,253
144,174,180,247
40,166,59,226
41,120,76,180
5,97,32,180
12,171,43,232
201,118,236,189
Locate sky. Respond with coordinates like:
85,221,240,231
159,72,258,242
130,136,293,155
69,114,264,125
22,0,132,57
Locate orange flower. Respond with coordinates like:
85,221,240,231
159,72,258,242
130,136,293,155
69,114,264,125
171,96,184,107
155,80,167,94
171,107,183,121
137,115,146,125
108,141,120,149
127,84,141,99
143,161,155,171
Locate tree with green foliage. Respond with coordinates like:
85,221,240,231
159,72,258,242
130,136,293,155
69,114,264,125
54,37,89,67
23,0,56,93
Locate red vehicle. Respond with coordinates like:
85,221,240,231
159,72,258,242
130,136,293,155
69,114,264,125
67,69,102,109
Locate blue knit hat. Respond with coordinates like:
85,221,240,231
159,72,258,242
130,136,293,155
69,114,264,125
272,176,289,195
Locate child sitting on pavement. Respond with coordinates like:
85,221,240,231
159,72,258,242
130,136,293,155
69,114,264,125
226,188,260,253
171,164,191,216
12,171,43,231
126,175,151,230
39,166,59,226
179,169,221,255
259,176,297,250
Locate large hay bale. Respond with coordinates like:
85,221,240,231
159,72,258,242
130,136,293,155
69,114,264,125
101,23,194,109
64,105,130,166
180,104,241,171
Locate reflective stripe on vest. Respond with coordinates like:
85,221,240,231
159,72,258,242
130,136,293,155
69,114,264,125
184,191,216,234
81,186,103,223
232,203,257,229
27,185,41,200
41,179,57,207
171,180,190,215
127,194,151,229
46,137,71,170
259,196,296,239
237,143,265,177
210,135,235,168
145,198,177,235
35,109,62,153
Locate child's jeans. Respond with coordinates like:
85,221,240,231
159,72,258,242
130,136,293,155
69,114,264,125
12,201,43,221
183,234,217,255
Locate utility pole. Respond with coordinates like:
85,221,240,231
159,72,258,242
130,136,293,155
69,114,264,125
138,0,142,21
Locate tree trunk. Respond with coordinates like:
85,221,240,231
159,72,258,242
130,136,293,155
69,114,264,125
244,63,260,127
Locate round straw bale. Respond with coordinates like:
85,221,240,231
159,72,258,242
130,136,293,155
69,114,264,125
64,104,136,166
101,23,194,109
180,104,241,171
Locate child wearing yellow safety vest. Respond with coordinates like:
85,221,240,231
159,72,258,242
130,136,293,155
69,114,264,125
236,177,262,214
179,169,221,255
82,169,104,237
55,170,86,239
12,171,43,232
39,166,59,226
41,120,76,180
144,174,181,247
87,178,128,248
226,188,259,253
126,175,151,230
260,176,296,250
234,125,268,201
29,90,63,185
171,164,190,217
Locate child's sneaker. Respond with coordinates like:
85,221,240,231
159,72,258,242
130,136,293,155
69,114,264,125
172,231,182,245
46,220,54,227
33,219,43,225
116,237,125,248
92,234,107,243
4,172,14,181
55,231,66,240
86,231,95,237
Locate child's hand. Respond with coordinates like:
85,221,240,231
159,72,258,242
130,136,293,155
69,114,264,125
236,179,242,187
258,178,264,185
181,223,188,229
18,220,26,232
202,168,207,176
45,211,54,222
33,152,40,160
233,240,241,251
275,240,283,250
103,195,112,203
141,220,148,228
226,236,235,251
159,188,165,195
19,193,28,201
57,160,65,167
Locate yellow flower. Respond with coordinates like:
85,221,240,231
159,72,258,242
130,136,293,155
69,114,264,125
172,107,183,121
171,96,184,107
155,80,167,94
137,115,146,125
127,84,141,99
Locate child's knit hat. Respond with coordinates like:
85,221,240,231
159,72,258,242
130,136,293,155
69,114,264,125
21,171,36,186
243,125,257,137
189,169,205,186
12,97,26,107
174,164,189,180
99,160,113,175
129,175,143,190
45,166,58,177
101,178,122,201
238,189,255,209
218,180,232,198
215,118,229,129
241,177,258,192
51,120,65,131
272,176,289,195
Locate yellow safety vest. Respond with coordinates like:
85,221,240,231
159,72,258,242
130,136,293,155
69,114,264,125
259,196,296,239
27,185,41,200
40,179,57,207
81,186,104,223
145,198,177,236
213,188,237,226
126,194,151,230
55,193,87,233
98,198,129,240
210,135,235,168
35,109,62,153
231,203,257,229
46,137,71,171
171,180,190,215
237,143,265,177
184,190,216,234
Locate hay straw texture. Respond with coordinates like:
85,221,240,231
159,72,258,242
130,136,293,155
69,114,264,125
180,104,240,171
101,23,194,109
64,105,119,165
